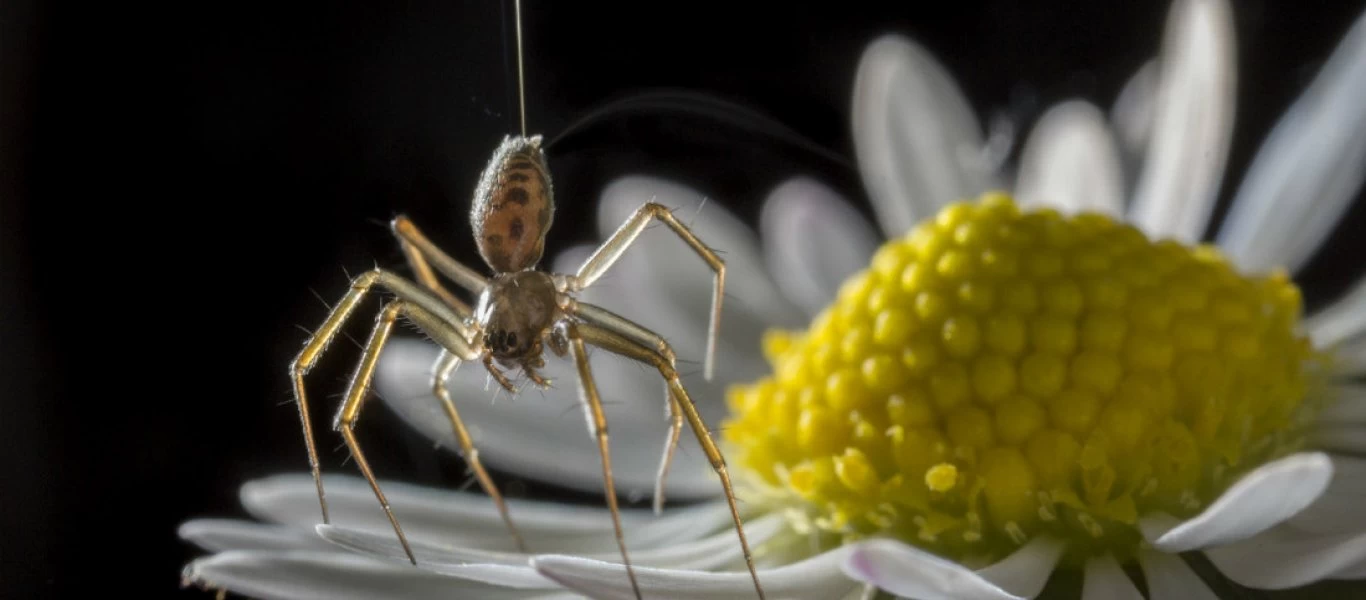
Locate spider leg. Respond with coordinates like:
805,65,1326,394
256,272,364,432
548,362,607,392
430,351,527,552
391,215,489,304
333,297,485,565
568,202,725,381
573,301,681,516
560,321,643,600
573,319,766,600
290,269,472,532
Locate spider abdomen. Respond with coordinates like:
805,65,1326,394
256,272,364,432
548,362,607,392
471,135,554,273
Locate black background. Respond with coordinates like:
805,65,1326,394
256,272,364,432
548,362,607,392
4,0,1366,598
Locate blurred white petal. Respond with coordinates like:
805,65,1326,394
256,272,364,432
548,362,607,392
1015,100,1125,216
1128,0,1236,242
319,513,783,573
760,177,880,316
1335,334,1366,377
1304,275,1366,349
1080,555,1142,600
239,473,719,552
1311,425,1366,453
1286,456,1366,535
853,34,989,237
183,550,538,600
533,547,859,600
1138,550,1219,599
1111,60,1159,165
1139,452,1333,551
841,539,1025,600
1206,524,1366,588
375,338,721,498
1216,10,1366,272
179,519,336,553
974,537,1066,599
1319,387,1366,426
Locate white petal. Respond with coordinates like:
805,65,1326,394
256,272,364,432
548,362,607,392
1015,100,1125,217
1127,0,1236,243
1334,334,1366,377
182,550,535,600
374,337,723,498
1287,456,1366,534
533,546,859,600
1206,524,1366,588
1110,61,1159,164
1080,555,1142,600
1319,386,1366,426
841,539,1024,600
179,519,335,553
1311,425,1366,454
1139,451,1334,551
1138,550,1219,600
1304,275,1366,349
317,512,783,571
316,525,556,588
1216,10,1366,273
240,472,725,551
760,177,881,317
853,34,989,238
973,537,1066,599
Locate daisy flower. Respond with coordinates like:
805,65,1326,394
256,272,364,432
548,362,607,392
180,0,1366,598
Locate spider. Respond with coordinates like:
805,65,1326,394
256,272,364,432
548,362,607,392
286,4,764,599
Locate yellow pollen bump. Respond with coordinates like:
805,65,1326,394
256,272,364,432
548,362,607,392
723,193,1326,564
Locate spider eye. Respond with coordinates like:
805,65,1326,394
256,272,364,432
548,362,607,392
507,332,518,347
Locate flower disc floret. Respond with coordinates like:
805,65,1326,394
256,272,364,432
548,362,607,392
724,193,1324,564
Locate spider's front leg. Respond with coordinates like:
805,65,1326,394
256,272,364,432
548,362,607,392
330,295,488,565
566,201,726,380
290,270,467,526
291,269,508,564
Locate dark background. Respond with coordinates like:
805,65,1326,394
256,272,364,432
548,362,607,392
4,0,1365,597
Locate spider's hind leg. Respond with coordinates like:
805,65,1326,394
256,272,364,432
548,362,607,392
570,316,766,600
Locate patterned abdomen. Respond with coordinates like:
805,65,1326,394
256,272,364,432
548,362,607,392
471,135,555,273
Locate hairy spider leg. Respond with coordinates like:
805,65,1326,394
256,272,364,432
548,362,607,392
290,269,479,564
569,315,766,600
569,202,726,381
561,321,643,600
573,300,683,516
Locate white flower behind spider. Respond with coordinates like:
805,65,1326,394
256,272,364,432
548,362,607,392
180,0,1366,598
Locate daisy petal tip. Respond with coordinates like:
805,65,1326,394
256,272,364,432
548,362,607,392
842,540,1026,600
853,30,986,237
530,555,630,600
1150,452,1334,551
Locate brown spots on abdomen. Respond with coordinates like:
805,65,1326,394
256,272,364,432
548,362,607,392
472,143,555,272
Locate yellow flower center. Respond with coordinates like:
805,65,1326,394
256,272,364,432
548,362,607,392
724,193,1327,565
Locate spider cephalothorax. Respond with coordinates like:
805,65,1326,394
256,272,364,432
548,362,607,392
475,270,557,365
